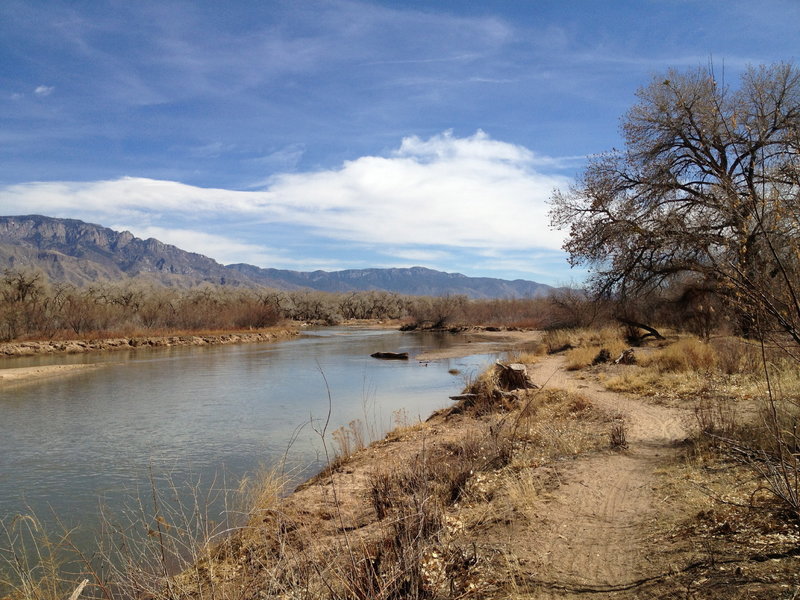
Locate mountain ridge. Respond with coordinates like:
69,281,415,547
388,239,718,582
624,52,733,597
0,215,555,298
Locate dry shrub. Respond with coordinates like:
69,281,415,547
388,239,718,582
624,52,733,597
333,498,445,600
540,326,627,359
609,419,628,449
582,325,628,348
540,329,574,354
711,337,763,375
564,346,598,370
237,467,287,531
643,337,718,373
694,400,738,440
503,470,541,520
564,338,628,371
352,432,512,599
511,389,607,462
0,514,71,600
332,419,367,459
769,359,800,401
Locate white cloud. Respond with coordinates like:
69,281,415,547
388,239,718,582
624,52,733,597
110,225,277,266
0,131,571,259
34,85,54,96
261,131,570,250
109,224,345,270
383,248,454,263
247,143,306,174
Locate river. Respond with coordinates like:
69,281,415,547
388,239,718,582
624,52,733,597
0,327,497,540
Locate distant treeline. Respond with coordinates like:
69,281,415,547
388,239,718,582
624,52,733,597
0,268,593,342
2,267,779,344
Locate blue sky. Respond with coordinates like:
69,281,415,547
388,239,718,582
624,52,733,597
1,0,797,285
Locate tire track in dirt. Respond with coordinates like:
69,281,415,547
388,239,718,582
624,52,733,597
519,356,690,598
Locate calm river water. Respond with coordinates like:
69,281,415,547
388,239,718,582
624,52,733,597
0,327,496,536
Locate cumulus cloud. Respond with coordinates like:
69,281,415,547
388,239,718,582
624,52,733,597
0,131,572,267
262,130,570,250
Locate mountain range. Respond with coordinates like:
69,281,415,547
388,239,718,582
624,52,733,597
0,215,555,298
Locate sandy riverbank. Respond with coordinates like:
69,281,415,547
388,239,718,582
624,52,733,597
0,363,103,388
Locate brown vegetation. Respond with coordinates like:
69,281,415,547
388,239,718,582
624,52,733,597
0,267,596,349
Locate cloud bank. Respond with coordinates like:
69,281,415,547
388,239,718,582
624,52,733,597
0,131,572,276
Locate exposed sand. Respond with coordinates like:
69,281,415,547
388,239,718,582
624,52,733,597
0,364,102,388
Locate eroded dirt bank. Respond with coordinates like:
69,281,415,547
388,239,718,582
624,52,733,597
0,327,299,358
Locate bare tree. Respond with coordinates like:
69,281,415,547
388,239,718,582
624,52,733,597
551,62,800,343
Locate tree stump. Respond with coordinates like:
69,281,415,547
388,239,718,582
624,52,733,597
495,361,536,390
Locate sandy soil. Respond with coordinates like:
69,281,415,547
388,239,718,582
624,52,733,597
512,356,692,598
0,364,102,388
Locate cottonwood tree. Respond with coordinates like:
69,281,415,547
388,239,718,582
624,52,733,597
551,62,800,345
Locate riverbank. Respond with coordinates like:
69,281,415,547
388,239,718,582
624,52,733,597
166,332,798,599
0,326,299,358
4,328,795,598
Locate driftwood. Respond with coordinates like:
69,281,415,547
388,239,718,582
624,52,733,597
617,318,665,342
614,349,637,365
68,580,90,600
370,352,409,360
449,393,479,401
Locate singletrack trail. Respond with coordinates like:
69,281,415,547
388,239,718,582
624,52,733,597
519,355,690,599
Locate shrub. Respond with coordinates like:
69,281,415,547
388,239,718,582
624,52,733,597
644,337,718,373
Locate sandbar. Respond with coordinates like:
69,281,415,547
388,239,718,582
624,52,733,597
0,364,101,388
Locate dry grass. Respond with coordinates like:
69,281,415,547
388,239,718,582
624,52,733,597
563,339,628,370
538,326,629,367
639,337,718,372
502,470,542,521
601,336,800,408
507,389,609,464
0,514,71,600
503,350,540,365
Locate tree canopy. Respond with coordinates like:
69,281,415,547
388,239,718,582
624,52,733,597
551,62,800,344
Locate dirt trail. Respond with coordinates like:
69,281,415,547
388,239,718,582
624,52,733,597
519,356,691,598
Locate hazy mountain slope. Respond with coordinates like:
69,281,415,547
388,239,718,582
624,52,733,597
0,215,555,298
228,264,554,298
0,215,246,286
